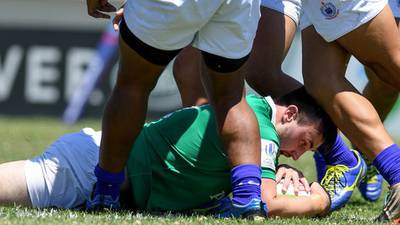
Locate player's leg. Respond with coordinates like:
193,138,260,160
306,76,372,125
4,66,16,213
91,16,182,208
173,46,208,107
357,66,398,201
194,0,266,218
331,6,400,220
337,5,400,90
356,14,400,203
302,27,382,211
245,4,302,97
0,160,31,206
200,52,265,218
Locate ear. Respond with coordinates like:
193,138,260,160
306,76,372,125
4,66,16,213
283,105,299,123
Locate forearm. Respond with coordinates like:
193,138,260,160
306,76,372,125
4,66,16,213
266,194,328,218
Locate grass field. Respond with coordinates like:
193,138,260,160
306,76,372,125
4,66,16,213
0,116,390,224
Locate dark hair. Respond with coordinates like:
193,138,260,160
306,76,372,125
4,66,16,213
275,87,337,148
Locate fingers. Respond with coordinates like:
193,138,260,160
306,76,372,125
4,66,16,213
282,171,293,192
113,8,124,31
299,177,311,192
275,166,286,183
291,172,300,195
87,0,116,19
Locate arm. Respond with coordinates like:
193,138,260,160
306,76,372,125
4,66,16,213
261,177,330,218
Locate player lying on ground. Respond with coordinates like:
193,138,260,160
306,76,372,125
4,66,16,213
0,88,335,218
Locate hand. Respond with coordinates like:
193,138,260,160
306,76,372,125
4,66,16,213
112,8,124,31
276,164,310,195
86,0,116,19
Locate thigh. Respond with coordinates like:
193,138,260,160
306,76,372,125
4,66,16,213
302,26,350,93
337,5,400,88
246,6,300,96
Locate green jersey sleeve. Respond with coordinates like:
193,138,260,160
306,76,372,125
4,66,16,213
246,95,281,181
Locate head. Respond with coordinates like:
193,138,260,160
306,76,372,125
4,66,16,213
274,87,337,160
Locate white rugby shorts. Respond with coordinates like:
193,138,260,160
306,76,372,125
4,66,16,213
389,0,400,18
123,0,261,59
300,0,388,42
24,128,101,208
261,0,302,26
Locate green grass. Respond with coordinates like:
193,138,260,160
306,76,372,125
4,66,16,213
0,116,390,224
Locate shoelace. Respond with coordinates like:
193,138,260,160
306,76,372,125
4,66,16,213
365,164,380,183
320,165,349,197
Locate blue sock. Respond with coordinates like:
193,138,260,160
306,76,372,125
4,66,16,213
94,165,125,199
373,144,400,186
318,134,357,168
231,164,261,205
313,151,327,182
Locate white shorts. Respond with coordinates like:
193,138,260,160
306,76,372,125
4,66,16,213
389,0,400,18
24,128,101,208
261,0,302,26
300,0,388,42
123,0,261,59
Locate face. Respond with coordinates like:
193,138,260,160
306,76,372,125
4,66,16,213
279,122,324,160
276,106,324,160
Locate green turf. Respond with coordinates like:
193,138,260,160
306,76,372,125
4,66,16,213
0,116,390,224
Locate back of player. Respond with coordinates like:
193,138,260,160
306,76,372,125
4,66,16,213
127,95,280,211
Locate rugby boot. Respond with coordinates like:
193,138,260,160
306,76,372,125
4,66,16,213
86,183,121,211
376,183,400,223
320,150,367,211
214,196,268,219
358,160,383,202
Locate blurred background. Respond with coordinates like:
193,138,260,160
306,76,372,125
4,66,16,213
0,0,399,135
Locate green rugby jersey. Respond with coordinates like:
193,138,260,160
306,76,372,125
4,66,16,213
127,95,280,211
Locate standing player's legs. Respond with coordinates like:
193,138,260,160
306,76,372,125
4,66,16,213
191,0,266,217
333,9,400,212
199,52,264,217
302,18,400,218
302,28,370,211
89,19,180,209
173,46,208,107
0,161,31,207
245,5,302,97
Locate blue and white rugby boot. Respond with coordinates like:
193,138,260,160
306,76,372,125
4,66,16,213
213,196,268,219
320,150,367,211
358,159,383,202
86,185,121,211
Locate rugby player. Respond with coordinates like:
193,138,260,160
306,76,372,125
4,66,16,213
0,88,335,218
85,0,264,217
